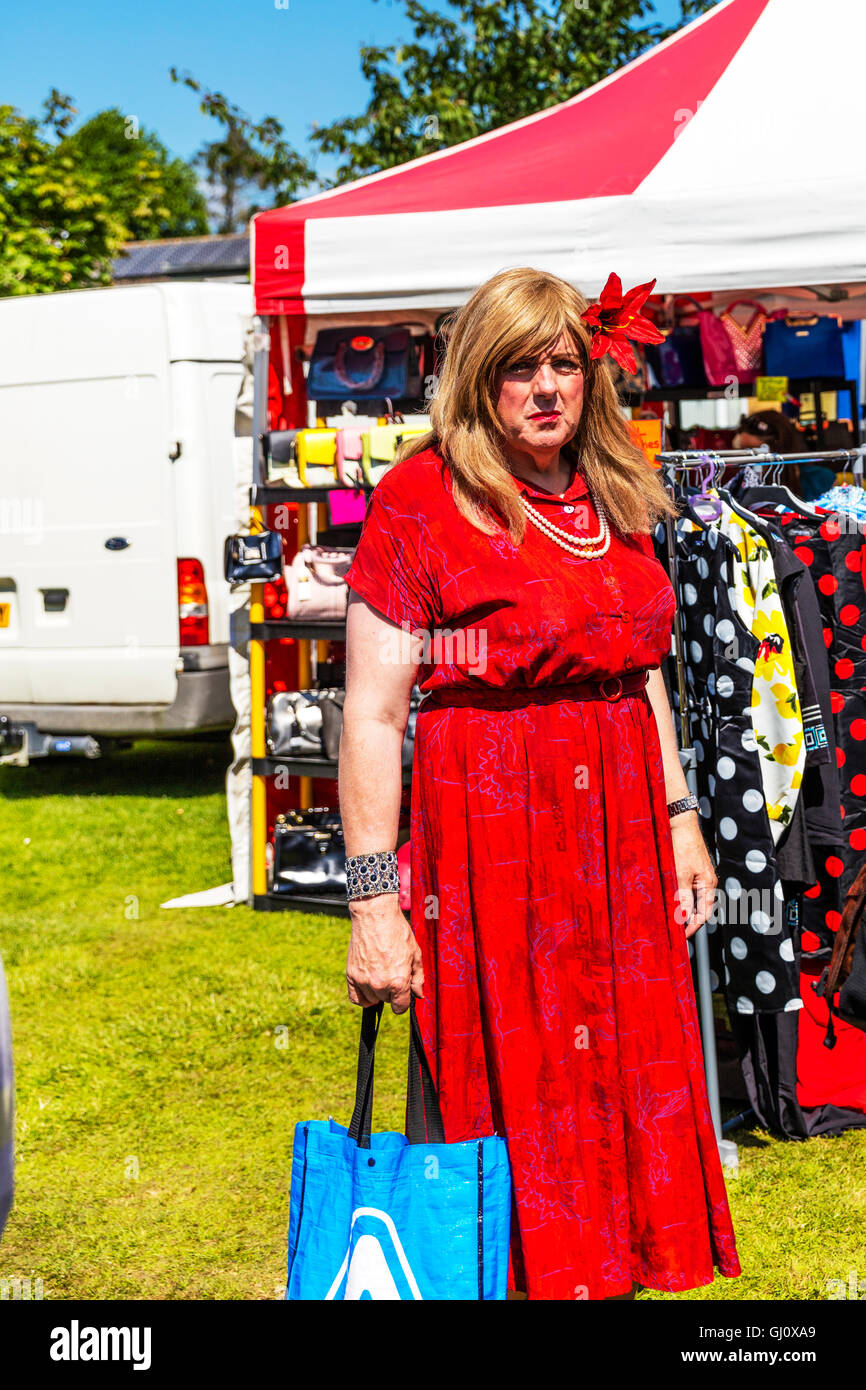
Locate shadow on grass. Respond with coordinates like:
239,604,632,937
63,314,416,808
0,735,234,801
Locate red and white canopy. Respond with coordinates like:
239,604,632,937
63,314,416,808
252,0,866,318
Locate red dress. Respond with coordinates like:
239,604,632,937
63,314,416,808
344,446,741,1300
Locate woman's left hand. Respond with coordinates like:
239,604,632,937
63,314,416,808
669,811,718,939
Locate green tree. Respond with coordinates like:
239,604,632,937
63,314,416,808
63,108,209,239
170,70,316,233
0,91,127,296
311,0,715,184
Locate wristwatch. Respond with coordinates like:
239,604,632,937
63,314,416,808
667,794,699,820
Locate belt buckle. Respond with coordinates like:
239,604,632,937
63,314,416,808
600,676,623,702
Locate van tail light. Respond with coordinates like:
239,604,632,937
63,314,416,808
177,558,209,646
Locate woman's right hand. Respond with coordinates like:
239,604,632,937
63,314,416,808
346,895,425,1014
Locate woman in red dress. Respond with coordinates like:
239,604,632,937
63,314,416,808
338,267,741,1300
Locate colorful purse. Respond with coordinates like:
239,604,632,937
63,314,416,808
335,427,365,486
763,315,846,379
223,530,284,587
719,300,767,384
285,545,355,620
361,425,429,486
681,296,738,388
307,327,426,402
296,430,338,487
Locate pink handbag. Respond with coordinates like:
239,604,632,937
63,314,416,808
719,299,767,384
285,545,355,620
684,297,737,387
335,427,364,485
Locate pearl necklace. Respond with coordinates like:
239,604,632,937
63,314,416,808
520,491,612,559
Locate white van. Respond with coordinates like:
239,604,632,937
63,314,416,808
0,280,252,761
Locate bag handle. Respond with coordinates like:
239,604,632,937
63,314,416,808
723,299,767,318
347,998,446,1149
302,558,352,584
334,339,386,391
679,294,709,317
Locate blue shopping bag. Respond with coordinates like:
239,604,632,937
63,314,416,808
286,999,512,1300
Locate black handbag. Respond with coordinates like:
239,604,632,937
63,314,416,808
272,809,346,897
224,529,283,586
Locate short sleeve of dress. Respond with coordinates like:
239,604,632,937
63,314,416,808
344,475,439,631
632,529,656,559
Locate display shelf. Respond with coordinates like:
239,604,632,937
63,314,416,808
253,891,350,918
249,619,346,641
627,375,861,447
250,481,372,506
635,375,858,404
252,754,412,785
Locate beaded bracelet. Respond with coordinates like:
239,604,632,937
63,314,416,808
346,849,400,902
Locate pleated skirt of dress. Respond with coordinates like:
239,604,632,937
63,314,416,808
407,686,742,1301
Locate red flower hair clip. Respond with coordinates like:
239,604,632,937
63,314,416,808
581,273,665,374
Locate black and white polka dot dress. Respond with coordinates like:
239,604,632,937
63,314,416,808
656,511,802,1016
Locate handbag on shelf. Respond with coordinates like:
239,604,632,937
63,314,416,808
223,529,284,587
272,808,346,898
335,427,366,486
296,430,339,487
682,296,738,388
644,322,707,389
266,691,325,758
361,424,429,486
763,315,846,379
319,689,346,761
285,545,355,621
315,660,346,689
279,686,419,764
719,300,767,384
261,429,304,487
308,326,427,403
285,998,512,1300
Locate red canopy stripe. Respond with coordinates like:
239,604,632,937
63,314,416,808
252,0,772,314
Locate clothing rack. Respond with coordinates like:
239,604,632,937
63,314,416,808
657,446,866,469
654,446,863,1160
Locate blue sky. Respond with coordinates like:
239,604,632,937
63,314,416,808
1,0,689,175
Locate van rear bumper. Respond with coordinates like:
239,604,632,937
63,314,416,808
0,666,235,737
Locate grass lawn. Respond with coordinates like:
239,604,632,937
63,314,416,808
0,739,863,1300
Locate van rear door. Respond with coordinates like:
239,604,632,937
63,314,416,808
0,287,180,706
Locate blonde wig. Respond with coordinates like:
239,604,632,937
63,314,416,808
395,266,679,544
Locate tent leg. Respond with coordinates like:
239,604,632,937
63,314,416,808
680,746,738,1171
250,317,270,905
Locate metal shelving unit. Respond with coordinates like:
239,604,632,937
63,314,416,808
248,471,372,915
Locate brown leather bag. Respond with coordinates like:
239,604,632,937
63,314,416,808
814,859,866,1048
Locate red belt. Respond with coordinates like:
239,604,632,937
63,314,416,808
418,670,650,710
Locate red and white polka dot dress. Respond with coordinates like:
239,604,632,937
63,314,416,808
759,508,866,957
